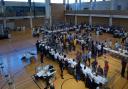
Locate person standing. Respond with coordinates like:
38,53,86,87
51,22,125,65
91,58,98,72
104,60,109,77
75,61,81,82
59,59,65,79
81,43,85,53
36,40,40,53
97,65,103,76
73,38,77,51
108,40,112,48
127,64,128,80
40,51,44,63
121,60,127,77
87,50,92,66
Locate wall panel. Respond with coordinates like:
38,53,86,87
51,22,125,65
92,17,109,26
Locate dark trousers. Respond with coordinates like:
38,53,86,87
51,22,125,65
121,66,126,77
60,69,64,79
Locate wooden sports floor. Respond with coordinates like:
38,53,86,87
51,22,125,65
0,30,128,89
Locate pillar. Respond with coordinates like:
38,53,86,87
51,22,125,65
1,0,6,30
79,0,81,10
28,0,33,29
109,16,112,26
75,15,77,25
30,18,33,29
89,15,92,26
3,19,6,30
45,0,52,29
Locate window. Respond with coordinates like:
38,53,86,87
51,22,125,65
32,0,45,3
81,0,90,2
96,0,103,1
4,0,28,2
51,0,63,3
66,0,76,4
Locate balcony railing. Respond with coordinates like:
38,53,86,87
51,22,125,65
65,10,128,16
0,12,45,17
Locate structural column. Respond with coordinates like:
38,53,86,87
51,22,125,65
3,18,6,30
30,18,33,29
1,0,6,30
63,0,66,22
28,0,33,29
79,0,81,10
109,0,115,26
109,16,112,26
89,15,92,26
45,0,52,29
75,15,77,25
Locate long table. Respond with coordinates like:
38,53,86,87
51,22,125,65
76,39,128,59
39,41,107,85
103,48,128,59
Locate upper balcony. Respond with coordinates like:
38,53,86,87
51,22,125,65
65,10,128,18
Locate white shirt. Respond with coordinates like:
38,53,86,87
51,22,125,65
50,49,55,55
70,61,77,68
88,51,92,59
104,42,108,47
58,55,64,61
54,52,59,60
82,67,92,76
97,44,101,50
108,41,112,48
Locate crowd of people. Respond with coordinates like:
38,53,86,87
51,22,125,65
35,23,128,89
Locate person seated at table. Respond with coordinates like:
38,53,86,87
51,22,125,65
85,74,92,89
68,59,76,75
104,40,108,48
91,78,100,89
114,41,120,51
58,53,64,61
97,65,103,76
75,61,82,82
108,39,112,48
54,51,59,61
